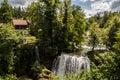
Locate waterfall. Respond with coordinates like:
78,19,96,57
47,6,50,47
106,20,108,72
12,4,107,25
52,53,90,77
35,46,40,62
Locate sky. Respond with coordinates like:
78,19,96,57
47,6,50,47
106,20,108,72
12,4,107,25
72,0,120,18
0,0,120,18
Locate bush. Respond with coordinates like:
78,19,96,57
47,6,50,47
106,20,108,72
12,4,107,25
0,74,18,80
14,44,35,76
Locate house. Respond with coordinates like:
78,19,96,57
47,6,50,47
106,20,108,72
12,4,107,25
0,19,29,30
13,19,29,30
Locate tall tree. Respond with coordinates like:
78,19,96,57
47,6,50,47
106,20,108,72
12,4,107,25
104,15,120,49
89,22,100,51
27,1,45,38
12,7,26,19
61,0,74,52
72,5,86,48
113,28,120,51
40,0,62,54
0,0,13,23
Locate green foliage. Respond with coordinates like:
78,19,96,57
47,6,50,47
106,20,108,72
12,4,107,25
0,0,13,23
40,0,61,52
0,74,32,80
0,24,21,45
88,20,107,50
26,1,44,37
1,74,18,80
19,77,32,80
100,11,113,28
104,15,120,48
12,7,26,19
88,52,119,80
31,61,45,73
87,12,120,50
14,44,35,76
62,4,86,52
89,22,100,51
27,0,86,54
24,36,37,44
0,24,21,74
113,28,120,51
81,52,120,80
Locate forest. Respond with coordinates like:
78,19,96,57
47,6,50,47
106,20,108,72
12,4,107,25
0,0,120,80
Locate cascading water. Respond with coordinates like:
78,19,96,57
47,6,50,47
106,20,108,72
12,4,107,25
52,45,105,77
52,53,90,77
35,46,40,62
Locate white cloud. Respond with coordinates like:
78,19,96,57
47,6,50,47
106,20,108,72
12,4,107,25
91,0,110,11
9,0,27,5
84,9,95,18
72,0,88,3
83,0,120,18
8,0,37,7
79,0,88,2
90,0,95,1
23,0,37,8
110,0,120,10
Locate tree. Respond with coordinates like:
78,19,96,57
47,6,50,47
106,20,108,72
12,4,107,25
104,15,120,49
12,7,26,19
27,1,45,38
113,26,120,51
0,24,21,74
60,0,74,52
100,11,112,28
0,0,13,23
89,22,100,51
57,0,86,52
41,0,62,53
72,5,86,48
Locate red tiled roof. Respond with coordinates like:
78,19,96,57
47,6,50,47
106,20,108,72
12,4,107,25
13,19,28,25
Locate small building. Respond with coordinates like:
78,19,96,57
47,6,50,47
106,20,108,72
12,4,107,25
13,19,29,30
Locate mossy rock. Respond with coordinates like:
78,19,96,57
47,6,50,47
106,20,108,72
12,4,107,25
38,69,55,80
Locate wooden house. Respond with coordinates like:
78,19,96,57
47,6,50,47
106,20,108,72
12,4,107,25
13,19,29,30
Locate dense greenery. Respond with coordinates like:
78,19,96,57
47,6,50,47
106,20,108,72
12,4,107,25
12,7,26,19
27,0,86,54
0,23,21,75
0,0,120,80
0,0,12,23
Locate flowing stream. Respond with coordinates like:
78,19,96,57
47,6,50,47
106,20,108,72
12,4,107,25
35,46,40,62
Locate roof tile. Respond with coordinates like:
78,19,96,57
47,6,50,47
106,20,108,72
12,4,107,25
13,19,28,25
